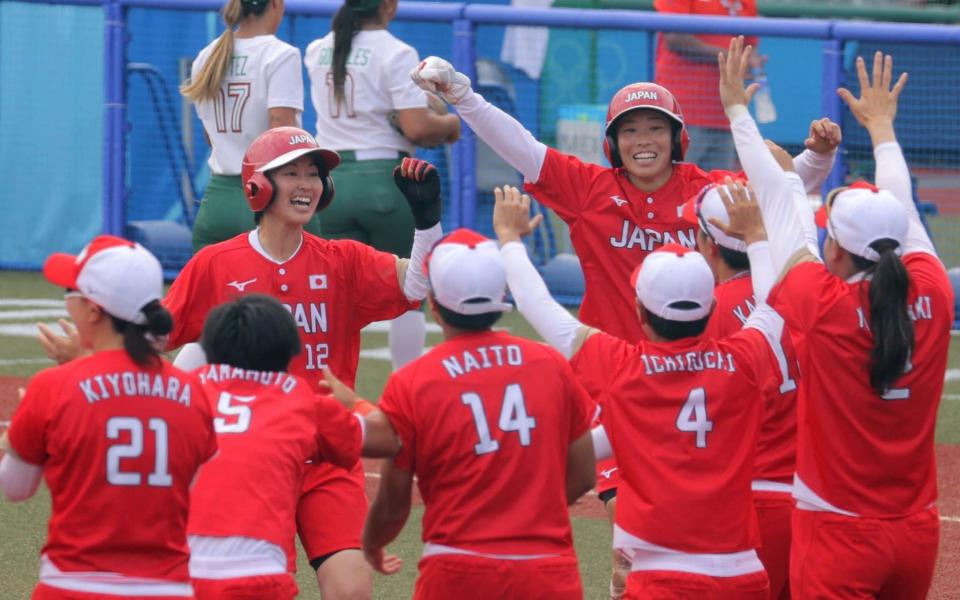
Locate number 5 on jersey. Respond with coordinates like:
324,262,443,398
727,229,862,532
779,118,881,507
462,383,536,456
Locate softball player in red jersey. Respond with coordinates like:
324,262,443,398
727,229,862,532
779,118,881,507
163,127,444,598
361,229,596,600
683,182,802,599
719,39,953,598
186,294,401,599
412,56,836,598
0,236,217,600
495,189,795,599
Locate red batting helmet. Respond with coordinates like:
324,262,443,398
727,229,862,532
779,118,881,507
602,82,690,167
241,127,341,212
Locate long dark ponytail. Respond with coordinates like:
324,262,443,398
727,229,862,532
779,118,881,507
110,300,174,368
331,0,382,107
853,239,914,394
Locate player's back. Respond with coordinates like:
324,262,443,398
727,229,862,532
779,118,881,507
188,364,362,569
378,330,590,556
576,328,771,554
12,350,216,580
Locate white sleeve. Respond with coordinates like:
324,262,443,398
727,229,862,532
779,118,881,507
746,241,775,303
873,142,936,256
727,104,813,274
266,46,304,111
591,425,612,461
785,172,821,255
455,93,547,183
742,302,785,351
403,223,443,301
0,453,43,502
388,45,430,110
173,342,208,371
793,148,836,196
500,241,583,359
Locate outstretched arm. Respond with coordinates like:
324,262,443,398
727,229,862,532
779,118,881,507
412,57,547,182
719,36,818,277
838,52,934,256
494,187,594,359
320,369,401,459
793,118,841,195
361,460,410,576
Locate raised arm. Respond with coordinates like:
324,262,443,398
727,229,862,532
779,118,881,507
493,187,593,359
793,117,841,194
412,57,547,182
392,158,445,301
719,36,817,276
838,52,934,256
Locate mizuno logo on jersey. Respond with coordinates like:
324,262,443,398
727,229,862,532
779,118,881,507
309,274,328,290
227,278,257,292
610,195,627,207
600,467,618,479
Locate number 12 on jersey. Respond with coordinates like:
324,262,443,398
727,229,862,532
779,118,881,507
462,383,537,456
676,387,713,448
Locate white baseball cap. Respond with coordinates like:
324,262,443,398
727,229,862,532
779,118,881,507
681,184,748,252
815,181,908,261
43,235,164,325
631,244,715,322
427,229,513,316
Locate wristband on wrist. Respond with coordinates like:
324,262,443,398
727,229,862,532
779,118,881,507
353,399,377,416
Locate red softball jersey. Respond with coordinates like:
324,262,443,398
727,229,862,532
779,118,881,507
165,230,416,390
654,0,758,129
377,330,592,556
525,148,710,343
188,365,363,570
7,350,217,580
574,328,775,553
767,253,954,517
705,274,799,485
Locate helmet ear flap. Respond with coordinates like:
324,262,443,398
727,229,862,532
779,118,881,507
604,133,622,168
317,173,335,212
245,172,274,212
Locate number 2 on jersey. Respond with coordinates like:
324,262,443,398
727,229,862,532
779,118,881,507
105,416,172,487
676,387,713,448
462,384,536,455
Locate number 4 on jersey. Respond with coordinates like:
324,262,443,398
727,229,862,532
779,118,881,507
462,383,537,456
676,387,713,448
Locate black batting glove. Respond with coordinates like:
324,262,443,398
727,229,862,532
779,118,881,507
393,157,442,230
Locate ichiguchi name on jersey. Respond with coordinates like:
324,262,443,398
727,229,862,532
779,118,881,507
79,372,192,406
640,350,737,376
442,345,524,379
610,221,697,251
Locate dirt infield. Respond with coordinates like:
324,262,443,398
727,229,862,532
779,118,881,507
3,376,959,598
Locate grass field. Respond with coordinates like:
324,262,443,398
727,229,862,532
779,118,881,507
0,269,958,598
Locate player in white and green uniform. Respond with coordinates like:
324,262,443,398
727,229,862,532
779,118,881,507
184,0,303,252
305,0,460,370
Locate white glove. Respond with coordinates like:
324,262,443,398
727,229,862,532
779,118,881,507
410,56,474,105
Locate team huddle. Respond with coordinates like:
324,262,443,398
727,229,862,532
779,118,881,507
0,4,954,599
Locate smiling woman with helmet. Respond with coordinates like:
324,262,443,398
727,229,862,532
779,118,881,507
162,125,445,599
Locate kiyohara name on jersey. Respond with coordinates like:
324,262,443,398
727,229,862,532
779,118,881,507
639,349,737,375
609,221,697,251
441,344,524,379
79,371,193,406
197,363,299,394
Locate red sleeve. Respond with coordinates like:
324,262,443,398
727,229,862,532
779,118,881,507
557,355,592,442
570,332,631,401
523,147,607,222
346,241,418,328
377,375,415,472
312,395,362,470
767,262,838,335
7,369,58,465
163,253,214,349
192,381,219,464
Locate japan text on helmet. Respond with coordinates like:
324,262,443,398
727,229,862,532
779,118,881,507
603,82,690,167
241,127,341,213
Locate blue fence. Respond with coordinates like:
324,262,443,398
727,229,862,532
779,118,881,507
2,0,959,279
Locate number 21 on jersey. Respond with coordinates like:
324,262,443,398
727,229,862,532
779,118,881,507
462,383,537,455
